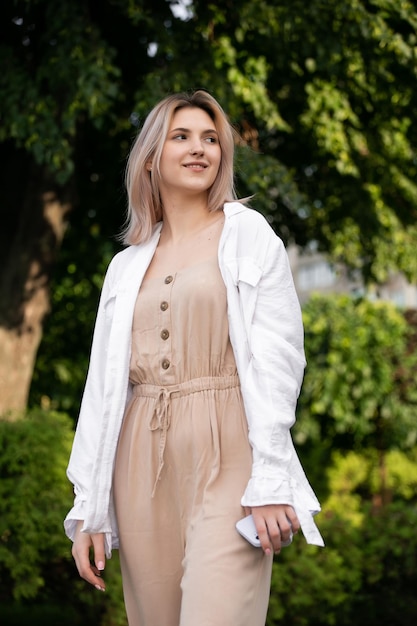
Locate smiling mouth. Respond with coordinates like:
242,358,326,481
184,163,208,170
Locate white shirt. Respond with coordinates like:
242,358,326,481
65,202,324,555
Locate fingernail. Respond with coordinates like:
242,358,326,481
264,548,271,556
95,584,105,592
97,561,105,571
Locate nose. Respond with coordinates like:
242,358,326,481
189,138,204,155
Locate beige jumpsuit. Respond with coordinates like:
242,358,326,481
113,258,273,626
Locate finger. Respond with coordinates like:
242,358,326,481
76,553,106,591
251,511,273,555
269,507,297,549
284,506,301,535
72,535,106,591
91,533,106,574
265,517,283,554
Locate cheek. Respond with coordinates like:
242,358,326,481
216,149,222,169
214,154,222,174
209,146,221,165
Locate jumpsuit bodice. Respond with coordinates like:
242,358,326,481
129,257,237,385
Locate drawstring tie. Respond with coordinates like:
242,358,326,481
148,387,173,497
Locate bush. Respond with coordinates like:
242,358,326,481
0,408,75,600
0,408,127,624
267,474,417,626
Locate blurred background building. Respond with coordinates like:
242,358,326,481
289,245,417,308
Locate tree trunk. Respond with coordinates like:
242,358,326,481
0,147,71,415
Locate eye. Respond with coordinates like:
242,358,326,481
204,136,218,143
172,133,187,140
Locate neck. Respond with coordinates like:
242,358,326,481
160,192,215,243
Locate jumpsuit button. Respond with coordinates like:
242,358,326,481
160,329,170,340
160,301,169,311
164,275,173,284
161,359,170,370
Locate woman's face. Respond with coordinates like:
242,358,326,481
157,106,222,200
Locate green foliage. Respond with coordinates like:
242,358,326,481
267,463,417,626
2,0,417,279
235,146,310,246
0,409,74,599
0,0,122,183
267,532,362,626
0,408,126,624
191,0,417,281
324,446,417,528
297,295,417,456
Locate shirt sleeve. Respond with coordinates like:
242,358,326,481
64,260,116,548
240,225,306,495
236,213,324,546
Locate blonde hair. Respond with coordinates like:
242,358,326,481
121,90,238,244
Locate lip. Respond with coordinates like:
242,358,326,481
183,161,209,169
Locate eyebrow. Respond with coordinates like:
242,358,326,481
169,127,218,135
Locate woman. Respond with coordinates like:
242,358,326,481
65,90,323,626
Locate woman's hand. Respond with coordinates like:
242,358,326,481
72,520,106,591
250,504,300,555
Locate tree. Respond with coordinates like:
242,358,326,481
198,0,417,280
0,0,122,412
1,0,417,414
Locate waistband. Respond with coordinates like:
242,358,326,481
132,374,240,398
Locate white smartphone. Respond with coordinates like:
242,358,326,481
236,514,261,547
236,514,293,548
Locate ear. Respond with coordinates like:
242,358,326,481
146,161,153,171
